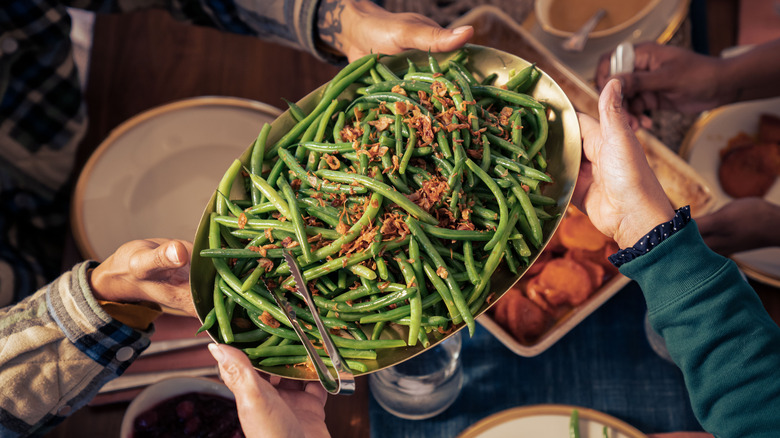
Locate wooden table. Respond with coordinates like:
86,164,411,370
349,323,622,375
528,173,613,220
48,6,779,438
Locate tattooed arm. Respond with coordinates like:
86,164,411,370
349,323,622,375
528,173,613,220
316,0,473,62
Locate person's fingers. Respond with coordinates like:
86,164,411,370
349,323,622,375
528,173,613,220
576,112,601,164
638,114,653,130
638,90,659,114
620,69,670,100
304,382,329,406
397,23,473,54
130,240,189,280
573,112,599,213
595,50,613,90
599,79,636,151
572,157,594,213
209,344,283,432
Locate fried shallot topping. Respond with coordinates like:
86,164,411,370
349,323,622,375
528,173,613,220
391,85,408,97
405,109,435,146
260,311,280,328
340,125,363,142
406,175,449,212
379,212,410,241
368,116,394,132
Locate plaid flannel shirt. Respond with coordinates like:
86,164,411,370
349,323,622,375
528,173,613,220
0,2,325,435
0,0,326,304
0,261,153,437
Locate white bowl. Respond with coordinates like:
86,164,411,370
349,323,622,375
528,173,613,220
535,0,663,40
120,377,236,438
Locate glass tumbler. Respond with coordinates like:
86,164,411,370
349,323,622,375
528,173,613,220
369,331,463,420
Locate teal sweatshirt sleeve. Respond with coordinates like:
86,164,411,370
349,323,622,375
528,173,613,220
620,220,780,438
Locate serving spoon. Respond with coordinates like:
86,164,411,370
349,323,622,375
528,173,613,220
561,8,607,52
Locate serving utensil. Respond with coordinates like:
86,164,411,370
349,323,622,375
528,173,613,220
268,250,355,395
609,42,636,75
561,8,606,52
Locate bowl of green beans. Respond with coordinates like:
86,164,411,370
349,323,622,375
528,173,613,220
190,44,581,380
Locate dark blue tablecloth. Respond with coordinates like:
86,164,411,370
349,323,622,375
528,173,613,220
369,281,704,437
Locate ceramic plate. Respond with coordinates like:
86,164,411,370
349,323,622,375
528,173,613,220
458,404,647,438
72,96,281,262
679,96,780,287
529,0,690,81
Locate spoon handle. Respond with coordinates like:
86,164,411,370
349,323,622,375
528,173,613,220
561,8,606,52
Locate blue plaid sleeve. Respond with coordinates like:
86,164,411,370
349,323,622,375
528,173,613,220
0,261,154,437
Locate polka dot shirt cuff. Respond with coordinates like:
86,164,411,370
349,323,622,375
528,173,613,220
608,206,692,268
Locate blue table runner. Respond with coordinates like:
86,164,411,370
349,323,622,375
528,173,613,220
369,282,703,437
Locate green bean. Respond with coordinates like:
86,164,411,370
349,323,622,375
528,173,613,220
395,257,422,345
504,63,536,91
250,123,272,205
277,147,367,195
465,159,508,251
282,98,307,122
471,85,544,109
257,355,369,373
408,237,426,297
462,241,481,285
524,106,549,161
481,72,498,86
269,54,377,155
407,218,475,335
371,321,386,341
315,169,438,225
495,165,543,248
469,201,522,304
197,308,217,334
364,79,433,95
246,171,292,219
305,191,383,263
570,409,581,438
245,345,376,360
399,126,416,175
420,261,461,325
418,222,494,241
277,177,313,263
375,62,400,81
292,141,355,153
485,132,527,159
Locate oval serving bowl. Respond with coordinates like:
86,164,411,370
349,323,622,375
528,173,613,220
190,44,581,380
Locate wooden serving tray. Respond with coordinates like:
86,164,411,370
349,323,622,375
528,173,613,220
451,6,715,356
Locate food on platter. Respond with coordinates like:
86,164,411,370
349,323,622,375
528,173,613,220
490,206,617,344
718,113,780,199
190,46,581,377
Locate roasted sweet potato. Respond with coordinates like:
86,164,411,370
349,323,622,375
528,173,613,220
558,208,610,251
566,251,606,289
718,142,780,198
535,258,594,307
492,287,551,344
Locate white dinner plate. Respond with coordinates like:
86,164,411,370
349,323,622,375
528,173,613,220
529,0,689,81
679,96,780,287
72,96,281,262
458,404,647,438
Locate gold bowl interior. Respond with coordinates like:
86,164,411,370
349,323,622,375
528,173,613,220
190,44,582,380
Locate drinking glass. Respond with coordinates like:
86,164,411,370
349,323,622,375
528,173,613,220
369,331,463,420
